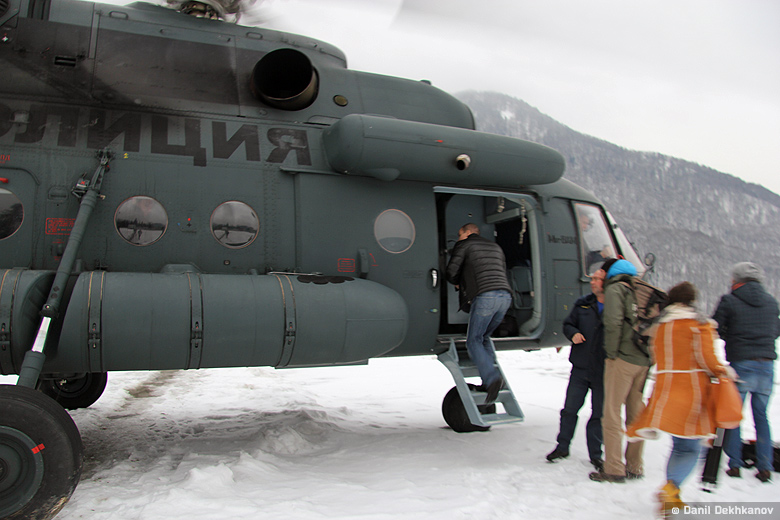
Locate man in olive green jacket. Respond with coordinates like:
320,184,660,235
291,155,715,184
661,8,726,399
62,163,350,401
589,259,652,483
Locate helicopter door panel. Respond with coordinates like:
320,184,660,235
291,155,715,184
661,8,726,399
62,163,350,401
553,259,580,321
442,194,486,325
294,174,439,356
545,197,592,322
0,168,36,268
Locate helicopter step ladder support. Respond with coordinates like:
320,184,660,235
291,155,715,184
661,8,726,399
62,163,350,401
438,339,524,428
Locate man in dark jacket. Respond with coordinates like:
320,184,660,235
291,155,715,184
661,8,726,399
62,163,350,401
712,262,780,483
446,223,513,403
547,268,606,471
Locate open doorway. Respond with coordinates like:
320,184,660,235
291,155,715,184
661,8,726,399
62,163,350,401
436,188,542,340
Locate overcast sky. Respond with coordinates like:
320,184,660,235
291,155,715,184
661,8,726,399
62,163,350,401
254,0,780,196
91,0,780,196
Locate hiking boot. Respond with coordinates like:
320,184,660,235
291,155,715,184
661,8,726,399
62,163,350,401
590,458,604,472
626,471,644,480
756,470,772,483
588,470,625,483
725,467,741,478
545,448,570,462
658,481,686,519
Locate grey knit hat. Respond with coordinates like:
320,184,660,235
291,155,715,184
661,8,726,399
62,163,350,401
731,262,764,283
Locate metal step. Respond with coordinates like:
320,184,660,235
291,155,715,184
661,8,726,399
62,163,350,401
438,339,524,428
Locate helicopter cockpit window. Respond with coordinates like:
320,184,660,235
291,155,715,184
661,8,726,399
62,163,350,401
606,210,646,277
574,202,616,275
0,188,24,240
115,196,168,246
210,201,259,249
374,209,415,254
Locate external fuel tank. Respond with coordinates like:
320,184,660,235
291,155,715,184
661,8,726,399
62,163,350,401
0,270,408,375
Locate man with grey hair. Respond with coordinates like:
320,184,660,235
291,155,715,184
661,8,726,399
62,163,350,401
712,262,780,483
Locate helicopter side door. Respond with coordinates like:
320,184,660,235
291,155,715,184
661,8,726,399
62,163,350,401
294,174,440,357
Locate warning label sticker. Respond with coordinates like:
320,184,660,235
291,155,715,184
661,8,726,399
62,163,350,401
45,218,75,235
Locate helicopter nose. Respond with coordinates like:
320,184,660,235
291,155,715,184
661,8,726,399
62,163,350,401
250,48,319,111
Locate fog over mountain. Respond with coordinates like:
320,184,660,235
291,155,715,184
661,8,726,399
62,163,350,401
457,91,780,313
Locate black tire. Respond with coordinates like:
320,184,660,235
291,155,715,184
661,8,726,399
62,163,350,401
0,384,83,520
441,385,494,433
38,373,108,410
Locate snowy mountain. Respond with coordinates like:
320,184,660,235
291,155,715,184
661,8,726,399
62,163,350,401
457,91,780,313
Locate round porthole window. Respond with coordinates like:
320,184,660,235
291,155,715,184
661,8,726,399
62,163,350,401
210,201,259,249
374,209,415,254
0,188,23,240
114,196,168,246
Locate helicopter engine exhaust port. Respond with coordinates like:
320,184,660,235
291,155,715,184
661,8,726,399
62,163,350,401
250,48,319,111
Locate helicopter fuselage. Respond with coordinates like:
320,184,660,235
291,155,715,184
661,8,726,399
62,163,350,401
0,2,653,516
0,0,641,376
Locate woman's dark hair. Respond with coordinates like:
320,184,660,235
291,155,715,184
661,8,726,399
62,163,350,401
667,281,697,305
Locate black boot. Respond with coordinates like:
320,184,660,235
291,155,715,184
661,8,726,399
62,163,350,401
546,447,570,462
484,377,504,404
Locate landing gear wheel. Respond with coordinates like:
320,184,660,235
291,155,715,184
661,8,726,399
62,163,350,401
442,385,495,433
0,384,83,520
38,373,108,410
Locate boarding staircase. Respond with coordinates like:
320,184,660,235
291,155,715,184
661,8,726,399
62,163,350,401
437,339,524,431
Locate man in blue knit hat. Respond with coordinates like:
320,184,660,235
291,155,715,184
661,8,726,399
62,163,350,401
589,258,652,483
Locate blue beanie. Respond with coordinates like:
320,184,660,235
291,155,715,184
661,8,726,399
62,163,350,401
606,259,637,279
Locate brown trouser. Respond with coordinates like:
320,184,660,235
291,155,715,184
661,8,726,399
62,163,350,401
603,357,649,476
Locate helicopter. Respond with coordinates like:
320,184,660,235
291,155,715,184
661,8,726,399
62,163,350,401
0,0,650,517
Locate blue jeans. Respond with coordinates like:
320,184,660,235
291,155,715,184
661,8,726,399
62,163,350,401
556,366,604,460
466,290,512,386
667,436,702,488
723,360,775,472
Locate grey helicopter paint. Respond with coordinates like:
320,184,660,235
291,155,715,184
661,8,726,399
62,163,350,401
0,0,649,517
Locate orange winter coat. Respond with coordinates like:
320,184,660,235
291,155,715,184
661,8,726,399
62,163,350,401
627,304,726,440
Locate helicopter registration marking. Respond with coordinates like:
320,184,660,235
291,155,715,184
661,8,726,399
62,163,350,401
547,234,577,245
45,218,75,235
0,103,312,168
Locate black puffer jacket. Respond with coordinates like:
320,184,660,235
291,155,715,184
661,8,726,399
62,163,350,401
712,281,780,362
446,234,512,312
562,293,606,378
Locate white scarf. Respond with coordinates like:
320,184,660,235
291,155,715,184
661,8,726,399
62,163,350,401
658,303,711,325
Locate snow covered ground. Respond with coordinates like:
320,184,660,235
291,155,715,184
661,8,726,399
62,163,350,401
3,348,778,519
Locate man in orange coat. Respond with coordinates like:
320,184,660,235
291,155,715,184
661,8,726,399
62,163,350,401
627,282,730,517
